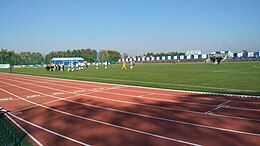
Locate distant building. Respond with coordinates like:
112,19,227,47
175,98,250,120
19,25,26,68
51,57,84,66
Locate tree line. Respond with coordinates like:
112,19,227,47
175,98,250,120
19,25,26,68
0,48,186,65
0,49,44,65
0,48,122,65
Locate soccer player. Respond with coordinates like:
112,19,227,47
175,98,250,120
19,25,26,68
67,62,71,72
104,61,108,69
96,62,99,69
76,62,79,71
71,62,74,71
130,61,135,69
121,61,126,70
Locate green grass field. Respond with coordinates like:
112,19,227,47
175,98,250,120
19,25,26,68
1,61,260,96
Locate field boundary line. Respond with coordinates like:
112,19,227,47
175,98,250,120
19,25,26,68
1,72,259,99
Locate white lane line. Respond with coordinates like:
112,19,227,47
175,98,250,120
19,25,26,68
217,100,231,107
225,106,260,112
205,101,231,114
2,77,259,122
4,74,226,103
7,74,260,109
11,94,83,114
209,113,260,122
3,111,44,146
52,92,64,95
2,76,220,107
3,72,260,99
0,98,13,102
11,86,116,114
26,94,41,98
1,80,260,137
9,113,91,146
0,87,201,146
0,78,203,114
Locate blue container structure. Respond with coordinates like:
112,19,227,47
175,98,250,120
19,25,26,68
254,52,260,58
51,57,84,66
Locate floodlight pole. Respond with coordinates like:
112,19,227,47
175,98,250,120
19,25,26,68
229,40,232,50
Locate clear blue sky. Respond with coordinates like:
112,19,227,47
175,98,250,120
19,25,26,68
0,0,260,55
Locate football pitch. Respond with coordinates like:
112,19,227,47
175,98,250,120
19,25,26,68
1,61,260,96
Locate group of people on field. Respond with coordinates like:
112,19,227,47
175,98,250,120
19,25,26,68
45,64,64,71
95,61,109,70
46,60,135,72
68,62,84,72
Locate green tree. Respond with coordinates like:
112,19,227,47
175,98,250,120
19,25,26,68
99,50,110,62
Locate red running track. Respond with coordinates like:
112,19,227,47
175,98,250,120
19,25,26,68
0,73,259,146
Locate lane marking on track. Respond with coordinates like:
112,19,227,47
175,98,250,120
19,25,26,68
4,73,260,106
205,100,231,114
3,76,223,107
11,94,83,114
52,92,64,95
26,94,41,99
0,87,201,146
137,93,156,98
3,111,44,146
0,98,13,102
1,79,260,136
2,77,260,122
5,76,260,120
9,113,91,146
2,72,259,99
11,87,114,114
